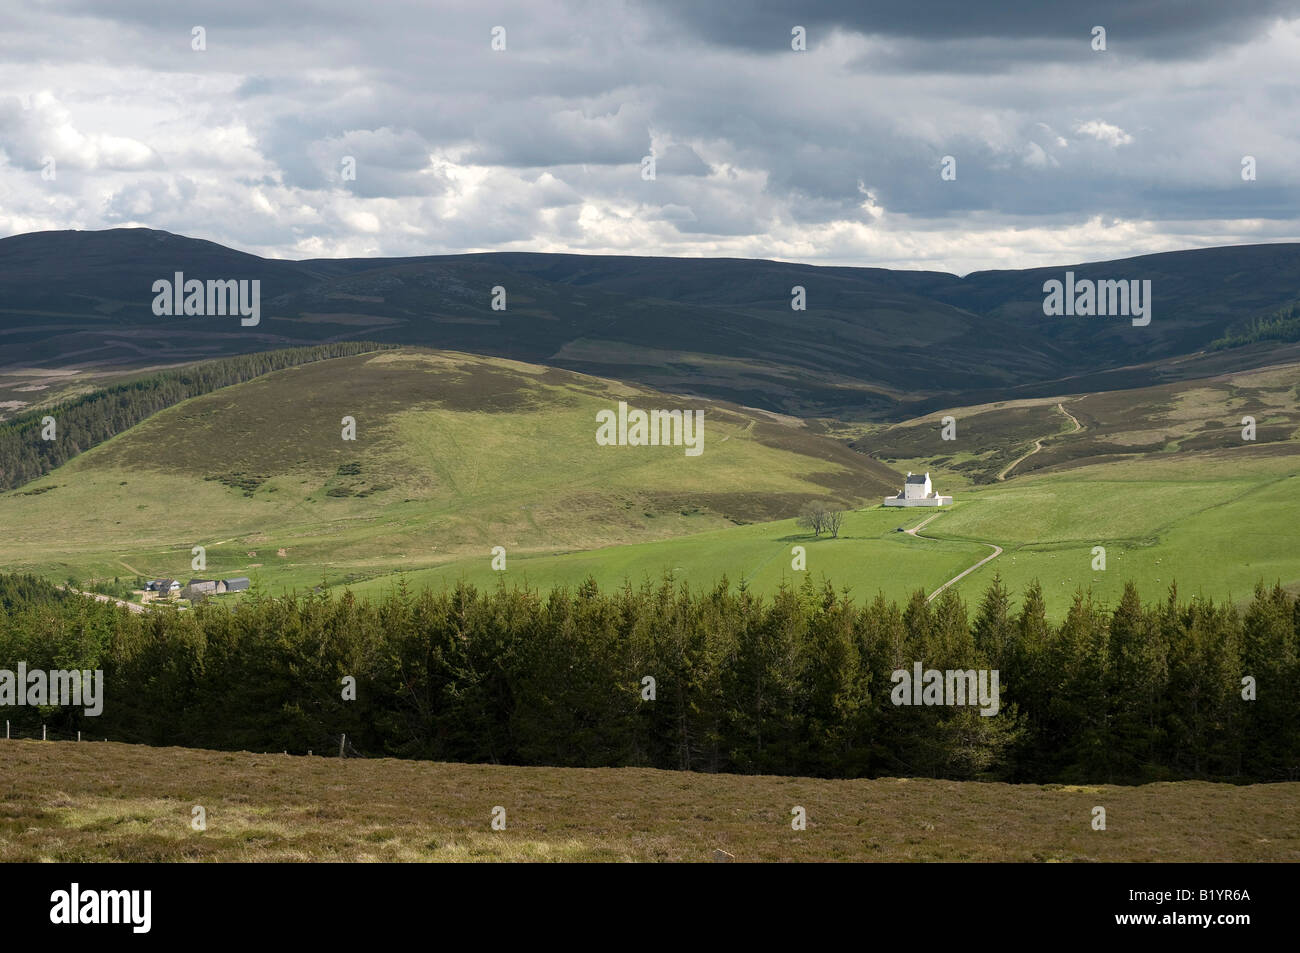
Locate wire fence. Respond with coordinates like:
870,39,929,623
2,721,102,743
2,721,366,758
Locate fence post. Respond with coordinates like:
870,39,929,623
307,750,312,757
42,724,47,741
5,720,8,739
339,734,346,758
77,731,81,742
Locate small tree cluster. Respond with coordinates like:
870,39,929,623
797,502,844,538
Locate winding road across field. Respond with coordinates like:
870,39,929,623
909,398,1085,597
904,513,1003,603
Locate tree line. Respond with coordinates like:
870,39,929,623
1,571,1296,784
1209,300,1300,351
0,342,394,491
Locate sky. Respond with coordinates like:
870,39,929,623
1,0,1299,274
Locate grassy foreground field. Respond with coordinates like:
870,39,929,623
1,740,1296,862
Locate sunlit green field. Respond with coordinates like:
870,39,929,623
1,348,1297,619
933,450,1300,609
352,447,1300,618
346,506,986,606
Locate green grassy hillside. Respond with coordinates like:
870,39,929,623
926,451,1300,610
347,448,1300,618
2,349,1297,619
0,347,900,592
346,362,1300,616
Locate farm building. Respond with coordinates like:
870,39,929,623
146,579,181,595
183,579,218,600
220,577,250,593
883,472,953,507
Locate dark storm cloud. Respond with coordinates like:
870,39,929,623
645,0,1300,58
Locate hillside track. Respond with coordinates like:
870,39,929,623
903,511,1003,603
61,586,149,614
997,399,1086,481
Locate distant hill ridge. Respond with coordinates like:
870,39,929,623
3,227,1299,419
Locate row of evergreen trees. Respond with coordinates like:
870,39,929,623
1,571,1296,784
0,342,394,491
1209,300,1300,350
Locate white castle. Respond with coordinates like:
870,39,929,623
883,471,953,507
